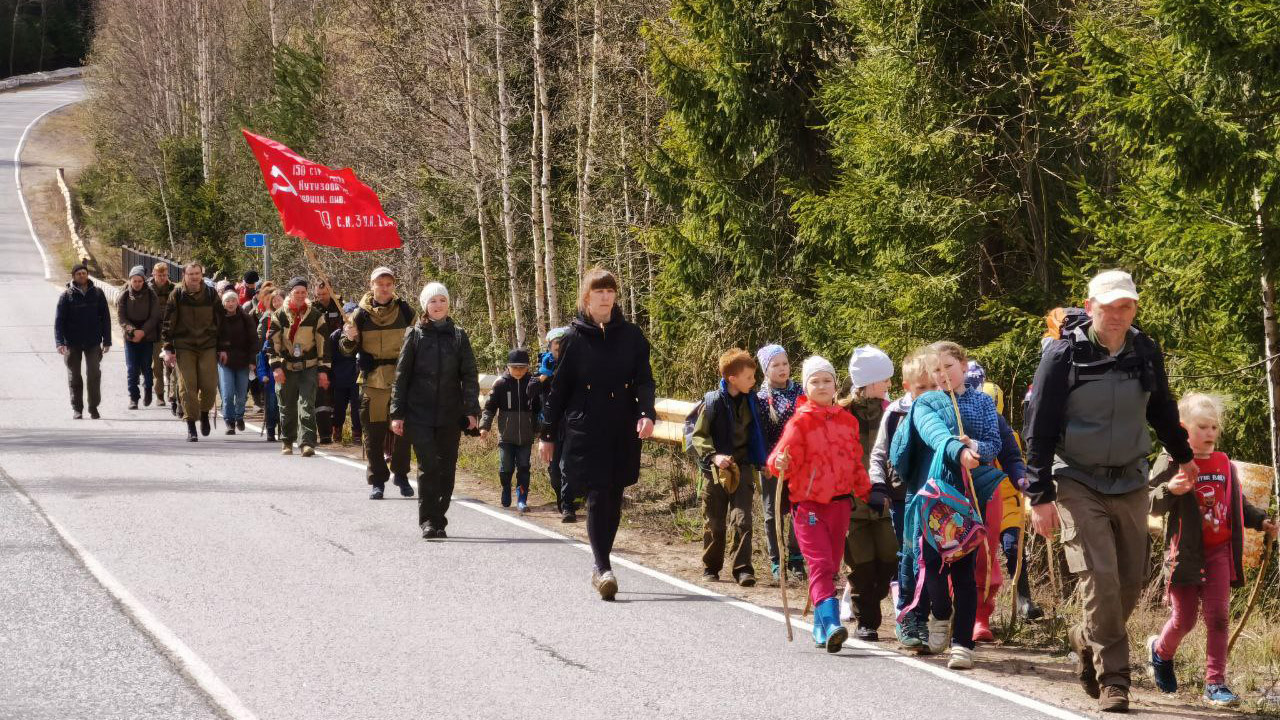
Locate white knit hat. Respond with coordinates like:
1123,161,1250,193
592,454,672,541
419,281,450,311
848,345,894,388
801,355,836,387
221,290,239,305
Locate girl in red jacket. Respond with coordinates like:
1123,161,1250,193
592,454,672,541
768,356,871,653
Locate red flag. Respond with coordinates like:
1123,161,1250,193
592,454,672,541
241,129,402,251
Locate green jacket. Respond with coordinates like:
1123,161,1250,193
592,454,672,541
162,283,221,353
267,302,331,372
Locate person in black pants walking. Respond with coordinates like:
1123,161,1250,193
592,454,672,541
55,265,112,419
539,267,656,601
390,282,480,539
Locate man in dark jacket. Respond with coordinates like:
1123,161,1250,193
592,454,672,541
312,279,344,444
55,264,112,419
163,261,223,441
326,302,362,447
148,263,177,408
480,349,542,511
1023,270,1195,713
390,282,480,536
117,265,161,409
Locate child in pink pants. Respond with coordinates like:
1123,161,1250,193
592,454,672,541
1148,393,1276,707
768,356,871,653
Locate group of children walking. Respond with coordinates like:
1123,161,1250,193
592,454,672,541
473,330,1277,705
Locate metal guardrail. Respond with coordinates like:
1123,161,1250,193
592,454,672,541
121,246,183,281
0,67,83,93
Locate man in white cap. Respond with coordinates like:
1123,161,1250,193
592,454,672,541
339,267,416,499
1023,269,1194,713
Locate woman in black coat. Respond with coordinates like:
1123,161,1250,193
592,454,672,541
390,282,481,539
540,268,656,600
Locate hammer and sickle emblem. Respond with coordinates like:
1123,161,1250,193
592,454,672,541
269,165,298,196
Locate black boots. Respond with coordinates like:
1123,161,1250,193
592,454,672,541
199,413,211,436
144,388,153,406
186,420,198,442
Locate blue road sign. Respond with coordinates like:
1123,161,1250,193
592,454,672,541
245,233,266,248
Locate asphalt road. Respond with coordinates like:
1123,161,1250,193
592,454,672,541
0,81,1091,720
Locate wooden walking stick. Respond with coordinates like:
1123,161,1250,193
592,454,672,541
1228,534,1275,654
776,458,794,642
944,382,995,602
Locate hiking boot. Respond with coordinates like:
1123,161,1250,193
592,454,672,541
816,597,848,653
855,626,878,642
73,409,83,419
89,408,100,419
422,525,438,539
1099,685,1129,713
896,620,922,650
1069,625,1101,699
237,418,245,431
701,571,718,582
592,570,618,601
144,388,153,406
948,645,975,670
926,618,951,655
394,477,414,497
281,443,293,455
839,585,854,622
735,573,756,588
561,508,577,523
300,445,315,457
225,426,236,436
129,399,139,410
369,484,384,500
1147,635,1177,693
267,430,276,443
1018,594,1044,621
1204,684,1240,707
911,614,930,652
199,413,210,436
435,529,447,539
186,420,198,442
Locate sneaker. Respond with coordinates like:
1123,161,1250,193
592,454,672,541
1203,684,1240,707
422,525,438,539
517,501,528,513
896,621,922,650
1147,635,1177,693
855,626,878,642
73,409,83,419
89,408,100,419
199,413,210,436
926,618,951,655
129,399,139,410
770,561,781,580
281,443,293,455
300,445,315,457
735,573,756,588
225,426,236,436
267,431,276,443
237,418,245,431
910,613,930,652
839,585,855,623
369,485,384,500
701,571,719,582
436,529,447,539
561,508,577,523
1069,625,1101,699
787,555,807,579
144,388,153,406
1099,685,1129,713
948,645,975,670
394,478,414,497
1018,594,1044,621
592,570,618,601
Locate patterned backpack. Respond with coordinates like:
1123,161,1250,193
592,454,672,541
917,455,987,563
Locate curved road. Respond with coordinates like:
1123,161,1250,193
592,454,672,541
0,81,1091,720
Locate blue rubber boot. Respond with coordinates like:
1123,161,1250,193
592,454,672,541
817,597,849,653
812,600,830,649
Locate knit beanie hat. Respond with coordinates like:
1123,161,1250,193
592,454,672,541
546,326,569,344
965,360,986,390
848,345,893,388
287,276,309,291
243,270,260,284
801,355,837,388
756,344,787,373
221,290,239,305
129,265,146,279
419,281,450,311
71,264,88,276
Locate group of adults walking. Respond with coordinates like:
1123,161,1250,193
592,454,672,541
55,258,1216,712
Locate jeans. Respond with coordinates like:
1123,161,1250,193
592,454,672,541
218,365,250,422
124,341,154,401
64,345,102,411
922,543,978,649
499,442,533,499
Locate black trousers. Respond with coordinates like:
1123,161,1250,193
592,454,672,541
587,484,626,572
65,345,102,411
332,385,363,438
411,424,462,530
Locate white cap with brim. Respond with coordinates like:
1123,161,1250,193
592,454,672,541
370,266,396,284
1088,269,1139,305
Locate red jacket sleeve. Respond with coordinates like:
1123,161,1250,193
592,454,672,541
767,414,807,482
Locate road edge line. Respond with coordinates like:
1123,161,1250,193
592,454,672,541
0,465,259,720
14,96,73,281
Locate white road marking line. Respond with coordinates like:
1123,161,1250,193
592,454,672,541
14,98,74,281
0,467,259,720
277,424,1089,720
